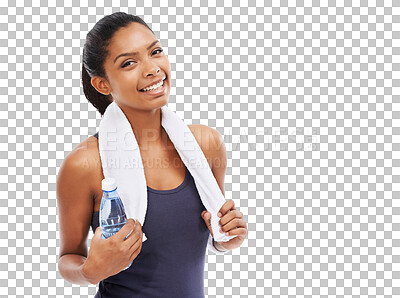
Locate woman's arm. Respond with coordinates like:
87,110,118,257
189,124,227,196
56,144,99,284
207,126,230,250
192,125,231,253
58,254,96,285
207,126,228,197
204,125,247,251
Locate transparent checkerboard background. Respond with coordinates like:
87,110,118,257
1,0,399,297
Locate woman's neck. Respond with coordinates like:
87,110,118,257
120,105,168,149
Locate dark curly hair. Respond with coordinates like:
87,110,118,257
82,12,154,116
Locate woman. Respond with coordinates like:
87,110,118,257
57,12,248,297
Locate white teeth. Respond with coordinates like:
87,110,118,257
142,79,164,92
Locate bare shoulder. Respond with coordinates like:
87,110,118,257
57,135,101,199
187,124,226,168
187,124,222,151
65,135,100,170
187,124,227,195
56,135,102,259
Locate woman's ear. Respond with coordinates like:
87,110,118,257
91,76,111,96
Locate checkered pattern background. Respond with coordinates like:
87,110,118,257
0,0,399,297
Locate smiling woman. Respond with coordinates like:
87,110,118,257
82,15,171,115
56,11,247,298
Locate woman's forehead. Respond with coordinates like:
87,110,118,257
110,23,155,53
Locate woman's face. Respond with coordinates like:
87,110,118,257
98,22,171,111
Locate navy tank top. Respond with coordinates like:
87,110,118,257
91,132,209,298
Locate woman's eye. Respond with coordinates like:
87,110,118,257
122,61,135,68
121,49,163,68
153,49,164,55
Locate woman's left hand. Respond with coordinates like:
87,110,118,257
201,199,248,251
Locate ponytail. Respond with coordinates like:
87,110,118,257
81,61,111,116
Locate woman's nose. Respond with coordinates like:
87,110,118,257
143,61,160,77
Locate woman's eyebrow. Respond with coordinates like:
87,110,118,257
113,40,160,64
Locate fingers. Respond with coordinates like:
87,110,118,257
218,209,242,227
217,199,236,218
93,227,103,240
203,212,212,228
95,227,102,237
222,227,247,236
129,233,143,261
218,218,247,236
115,218,136,241
202,210,211,220
126,220,142,244
201,210,214,237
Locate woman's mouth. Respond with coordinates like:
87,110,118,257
139,78,167,96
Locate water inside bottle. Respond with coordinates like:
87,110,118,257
101,215,127,238
99,187,133,270
100,192,127,238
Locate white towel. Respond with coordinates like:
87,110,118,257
98,100,237,253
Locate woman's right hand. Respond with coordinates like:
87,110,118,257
82,218,143,284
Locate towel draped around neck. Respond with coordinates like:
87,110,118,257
98,101,237,251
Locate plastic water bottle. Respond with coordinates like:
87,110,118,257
100,178,133,270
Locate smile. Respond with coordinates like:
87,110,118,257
139,78,167,96
139,77,166,92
